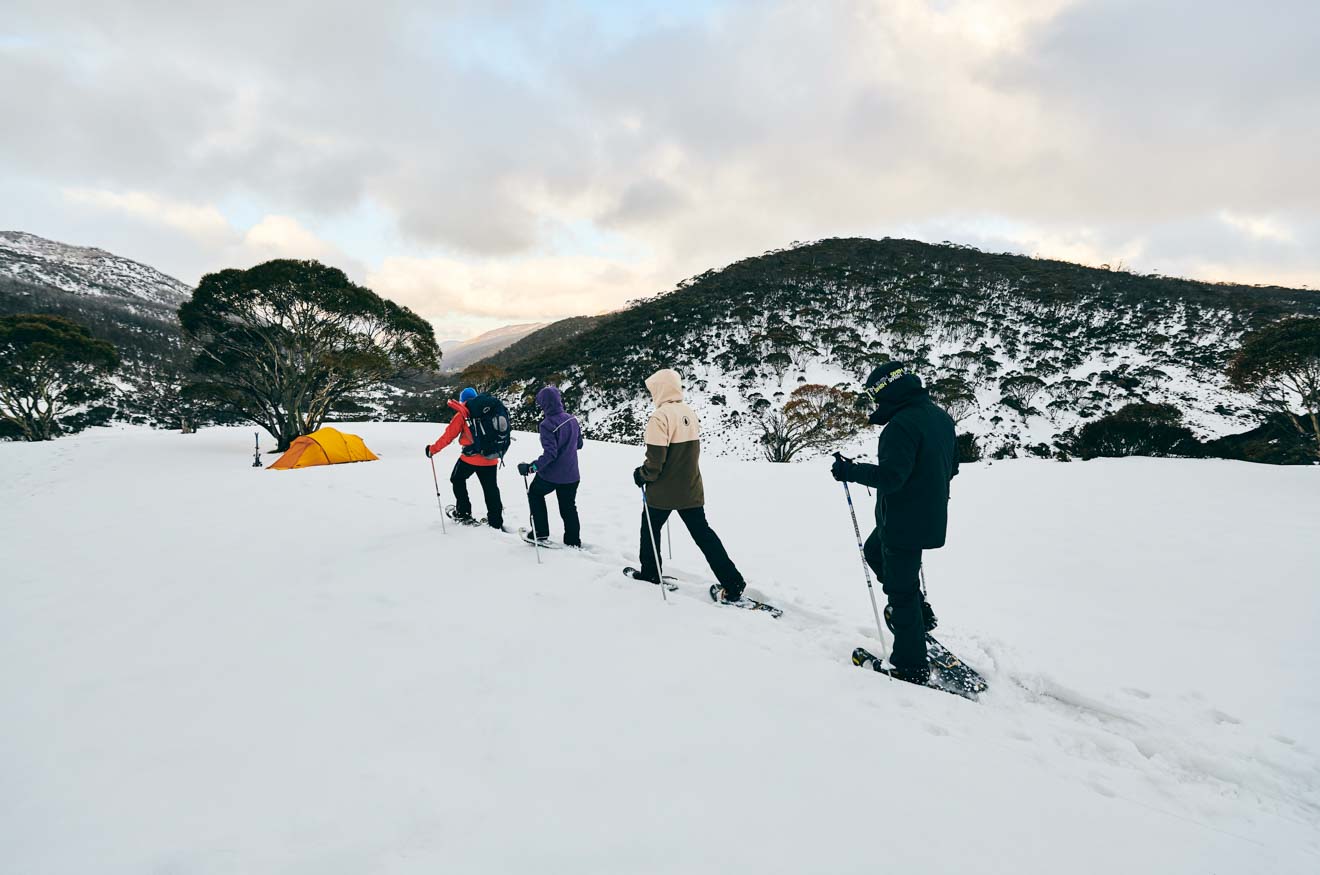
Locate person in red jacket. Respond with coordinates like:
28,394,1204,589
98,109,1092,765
425,387,503,530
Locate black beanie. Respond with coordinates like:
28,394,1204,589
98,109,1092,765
865,362,909,393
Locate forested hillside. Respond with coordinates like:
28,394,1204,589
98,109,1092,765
490,238,1320,458
6,231,1317,458
0,234,204,430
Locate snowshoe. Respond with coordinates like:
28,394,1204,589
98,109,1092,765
444,505,486,527
852,645,986,700
710,584,783,619
622,567,678,592
518,528,561,549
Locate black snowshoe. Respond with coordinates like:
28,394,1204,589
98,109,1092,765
622,567,679,592
518,528,561,549
710,585,783,619
444,505,485,526
852,643,987,700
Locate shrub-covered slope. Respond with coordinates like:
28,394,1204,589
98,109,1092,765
492,238,1320,457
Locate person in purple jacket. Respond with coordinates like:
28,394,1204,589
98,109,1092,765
516,385,584,547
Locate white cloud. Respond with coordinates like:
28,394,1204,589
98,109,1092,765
61,188,232,242
4,0,1318,324
241,215,346,263
368,253,662,339
59,184,366,283
1218,211,1295,244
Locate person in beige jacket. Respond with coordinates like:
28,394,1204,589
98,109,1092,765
629,368,747,600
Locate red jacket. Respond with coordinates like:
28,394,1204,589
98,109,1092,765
429,400,498,467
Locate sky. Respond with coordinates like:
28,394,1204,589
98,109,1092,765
2,0,1317,340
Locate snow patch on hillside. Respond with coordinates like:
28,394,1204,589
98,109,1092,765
558,308,1261,460
0,230,191,308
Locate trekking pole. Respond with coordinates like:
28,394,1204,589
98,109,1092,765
835,452,889,663
523,473,542,565
641,485,667,603
666,520,673,560
429,456,447,534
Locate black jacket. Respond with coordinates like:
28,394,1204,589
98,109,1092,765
850,380,958,550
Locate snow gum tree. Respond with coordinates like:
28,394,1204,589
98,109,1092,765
1227,316,1320,461
179,260,441,451
0,313,120,441
758,383,865,462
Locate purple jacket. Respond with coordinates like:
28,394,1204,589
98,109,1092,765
532,386,582,484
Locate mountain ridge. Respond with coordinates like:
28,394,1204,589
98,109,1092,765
487,237,1320,458
0,230,191,310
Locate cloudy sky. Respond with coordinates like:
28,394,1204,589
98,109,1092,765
3,0,1317,339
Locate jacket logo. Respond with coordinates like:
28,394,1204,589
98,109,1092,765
683,416,690,426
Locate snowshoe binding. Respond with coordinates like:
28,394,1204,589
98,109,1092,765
710,584,783,619
622,567,679,592
444,505,486,527
518,528,561,549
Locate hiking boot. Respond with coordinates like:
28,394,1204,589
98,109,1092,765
718,584,745,603
522,531,551,546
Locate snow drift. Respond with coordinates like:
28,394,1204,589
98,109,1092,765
1,424,1317,873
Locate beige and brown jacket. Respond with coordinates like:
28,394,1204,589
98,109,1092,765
638,369,704,509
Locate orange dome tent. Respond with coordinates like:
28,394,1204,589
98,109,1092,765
268,427,379,470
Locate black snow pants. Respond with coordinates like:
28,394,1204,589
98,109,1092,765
528,475,580,546
863,529,929,673
451,459,503,529
638,506,745,596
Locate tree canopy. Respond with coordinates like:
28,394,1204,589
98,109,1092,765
179,260,440,450
758,383,865,462
0,313,119,441
1227,316,1320,460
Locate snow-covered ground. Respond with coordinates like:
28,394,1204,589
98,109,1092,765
2,424,1317,873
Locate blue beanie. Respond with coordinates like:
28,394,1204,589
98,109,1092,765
459,387,477,403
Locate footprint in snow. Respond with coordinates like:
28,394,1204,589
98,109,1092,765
1208,708,1242,726
1087,780,1117,799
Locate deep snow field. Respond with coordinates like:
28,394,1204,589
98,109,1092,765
2,423,1318,873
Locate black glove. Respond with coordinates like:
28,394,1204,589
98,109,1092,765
424,444,432,458
831,455,855,482
632,466,646,488
517,462,535,476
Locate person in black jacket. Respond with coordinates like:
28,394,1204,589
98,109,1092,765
831,362,958,685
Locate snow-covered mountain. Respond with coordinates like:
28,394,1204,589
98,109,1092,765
0,232,200,431
492,238,1320,460
439,322,548,373
2,423,1316,872
0,231,191,310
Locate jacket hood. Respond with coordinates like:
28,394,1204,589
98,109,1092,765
645,369,684,406
867,373,927,426
535,385,564,416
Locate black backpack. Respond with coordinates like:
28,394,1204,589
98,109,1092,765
463,393,512,460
